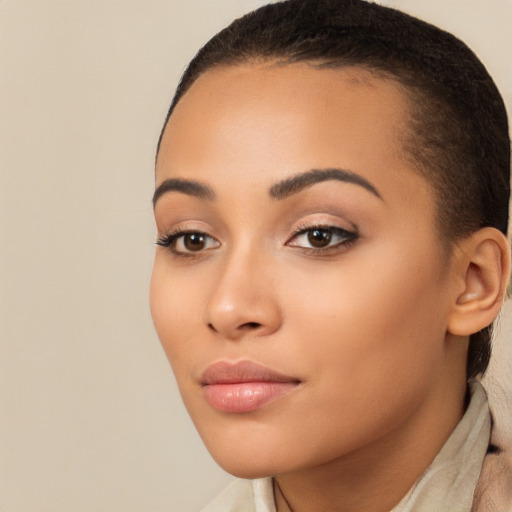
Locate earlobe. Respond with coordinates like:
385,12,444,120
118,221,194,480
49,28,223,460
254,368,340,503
448,228,511,336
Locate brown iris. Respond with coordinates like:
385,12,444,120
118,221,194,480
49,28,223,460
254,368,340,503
183,233,207,251
308,228,332,248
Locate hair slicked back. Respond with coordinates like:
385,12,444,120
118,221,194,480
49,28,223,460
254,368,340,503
158,0,510,378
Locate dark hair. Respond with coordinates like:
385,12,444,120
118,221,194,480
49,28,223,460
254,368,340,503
158,0,510,378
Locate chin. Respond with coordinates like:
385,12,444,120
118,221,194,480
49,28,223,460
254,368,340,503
205,433,330,480
201,432,295,479
220,464,273,480
212,454,281,480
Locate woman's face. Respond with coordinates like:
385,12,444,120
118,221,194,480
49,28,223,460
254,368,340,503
151,64,457,478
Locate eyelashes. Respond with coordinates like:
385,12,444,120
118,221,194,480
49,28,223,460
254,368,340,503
287,224,358,254
155,230,220,255
156,224,359,258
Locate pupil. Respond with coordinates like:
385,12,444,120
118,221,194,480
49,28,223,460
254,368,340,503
184,233,206,251
308,229,331,248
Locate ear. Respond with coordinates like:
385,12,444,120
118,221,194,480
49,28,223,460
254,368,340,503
448,227,511,336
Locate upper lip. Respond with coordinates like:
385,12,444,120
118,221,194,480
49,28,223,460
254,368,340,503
200,360,300,385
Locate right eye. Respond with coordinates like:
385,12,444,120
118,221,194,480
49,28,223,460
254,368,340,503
156,231,220,255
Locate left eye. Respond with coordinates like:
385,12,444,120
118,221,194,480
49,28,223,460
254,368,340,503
288,226,357,250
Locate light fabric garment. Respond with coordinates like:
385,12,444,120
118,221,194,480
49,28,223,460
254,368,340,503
201,381,490,512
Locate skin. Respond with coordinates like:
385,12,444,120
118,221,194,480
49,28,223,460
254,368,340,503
151,64,470,512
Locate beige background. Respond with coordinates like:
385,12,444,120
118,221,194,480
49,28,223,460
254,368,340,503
0,1,510,511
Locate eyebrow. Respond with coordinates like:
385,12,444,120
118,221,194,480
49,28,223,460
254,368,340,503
269,168,382,200
153,178,215,206
153,167,382,207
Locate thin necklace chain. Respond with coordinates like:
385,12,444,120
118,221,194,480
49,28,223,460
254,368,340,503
273,478,294,512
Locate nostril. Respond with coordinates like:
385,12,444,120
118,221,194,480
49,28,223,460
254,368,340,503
241,322,262,330
207,321,261,334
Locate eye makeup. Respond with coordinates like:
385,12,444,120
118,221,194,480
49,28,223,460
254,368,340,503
286,222,359,256
155,229,220,257
155,221,359,260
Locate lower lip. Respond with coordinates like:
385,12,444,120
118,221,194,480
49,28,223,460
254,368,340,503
203,381,297,413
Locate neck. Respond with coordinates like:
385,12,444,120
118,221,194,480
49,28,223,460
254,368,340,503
274,345,468,512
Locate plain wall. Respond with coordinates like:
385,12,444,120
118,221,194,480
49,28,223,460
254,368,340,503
0,1,510,511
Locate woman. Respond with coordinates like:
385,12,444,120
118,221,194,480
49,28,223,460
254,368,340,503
150,0,511,510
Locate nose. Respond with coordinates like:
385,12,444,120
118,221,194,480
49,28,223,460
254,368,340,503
203,249,282,340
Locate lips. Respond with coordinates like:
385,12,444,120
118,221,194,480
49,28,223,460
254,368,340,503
200,360,300,413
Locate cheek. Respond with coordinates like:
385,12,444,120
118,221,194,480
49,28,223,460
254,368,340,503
149,235,452,477
258,250,449,460
149,256,202,371
282,244,449,393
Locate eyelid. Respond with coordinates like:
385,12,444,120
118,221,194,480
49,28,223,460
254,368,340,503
155,227,220,257
288,224,357,242
286,221,359,253
155,219,216,240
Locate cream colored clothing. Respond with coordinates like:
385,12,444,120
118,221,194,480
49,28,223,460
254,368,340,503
201,381,496,512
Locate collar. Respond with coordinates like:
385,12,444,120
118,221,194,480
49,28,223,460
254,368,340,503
391,380,490,512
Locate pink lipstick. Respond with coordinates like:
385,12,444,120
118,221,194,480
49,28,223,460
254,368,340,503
201,360,300,413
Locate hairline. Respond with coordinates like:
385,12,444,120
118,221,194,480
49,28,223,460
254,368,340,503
158,58,455,252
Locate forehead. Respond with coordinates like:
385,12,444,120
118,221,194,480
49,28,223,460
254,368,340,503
156,63,431,215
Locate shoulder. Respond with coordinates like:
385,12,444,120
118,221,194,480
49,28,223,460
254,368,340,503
475,308,512,512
